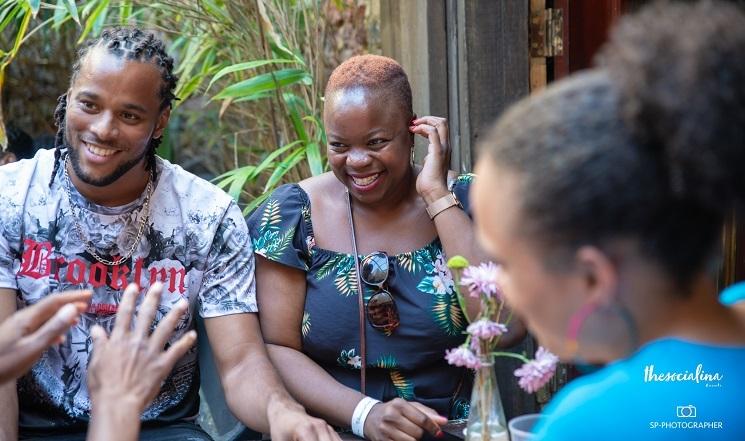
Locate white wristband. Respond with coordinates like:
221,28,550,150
351,396,381,438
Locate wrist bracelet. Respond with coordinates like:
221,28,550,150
351,396,381,438
426,192,460,219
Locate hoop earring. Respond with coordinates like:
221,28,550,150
410,145,415,166
564,302,597,358
565,300,639,363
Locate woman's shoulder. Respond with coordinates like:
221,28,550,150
298,172,348,216
298,172,341,197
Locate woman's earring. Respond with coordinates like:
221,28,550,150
564,302,597,358
410,145,415,166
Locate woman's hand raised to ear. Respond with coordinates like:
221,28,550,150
87,282,196,441
410,116,452,204
0,290,91,385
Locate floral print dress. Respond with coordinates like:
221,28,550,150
247,175,475,419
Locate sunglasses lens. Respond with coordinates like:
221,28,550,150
367,290,399,330
361,252,389,286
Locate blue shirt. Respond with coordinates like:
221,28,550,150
533,338,745,440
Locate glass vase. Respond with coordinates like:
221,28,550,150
464,356,508,441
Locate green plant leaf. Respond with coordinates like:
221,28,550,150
253,140,302,177
198,0,230,23
264,146,305,192
283,92,308,142
269,41,304,65
78,0,110,43
242,193,270,217
63,0,80,25
3,5,31,67
53,0,68,28
212,68,312,101
200,47,217,75
175,74,204,102
207,59,295,91
176,36,209,76
119,0,132,25
0,3,23,34
305,142,323,176
91,3,109,36
26,0,40,17
214,165,257,201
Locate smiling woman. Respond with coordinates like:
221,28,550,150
248,54,525,441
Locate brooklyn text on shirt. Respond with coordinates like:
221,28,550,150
18,238,187,295
643,363,723,388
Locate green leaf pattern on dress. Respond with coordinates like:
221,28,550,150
454,173,475,186
316,253,357,297
337,348,361,370
390,370,414,400
411,244,466,336
374,355,414,400
253,198,296,262
301,311,311,338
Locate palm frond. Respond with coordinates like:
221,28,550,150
432,293,466,336
390,370,414,400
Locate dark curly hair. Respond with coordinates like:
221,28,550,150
49,27,179,186
479,0,745,290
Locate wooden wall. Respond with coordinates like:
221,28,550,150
379,0,539,420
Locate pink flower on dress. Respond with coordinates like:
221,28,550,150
445,346,482,369
467,319,508,339
514,347,559,393
460,262,502,298
434,254,450,276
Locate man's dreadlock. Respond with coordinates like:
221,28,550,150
49,27,179,187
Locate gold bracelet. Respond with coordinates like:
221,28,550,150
426,192,460,219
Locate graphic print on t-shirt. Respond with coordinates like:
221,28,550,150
0,150,256,428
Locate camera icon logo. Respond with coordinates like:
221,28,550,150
676,405,697,418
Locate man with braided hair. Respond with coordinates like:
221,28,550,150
0,28,339,440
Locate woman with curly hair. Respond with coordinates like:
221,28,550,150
472,1,745,439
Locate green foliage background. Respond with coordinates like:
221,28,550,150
0,0,375,213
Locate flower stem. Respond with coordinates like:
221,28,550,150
453,270,473,323
488,351,530,363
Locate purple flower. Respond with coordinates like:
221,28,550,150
445,346,482,369
467,319,508,339
514,347,559,393
460,262,502,298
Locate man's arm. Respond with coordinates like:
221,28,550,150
0,289,19,440
204,313,339,441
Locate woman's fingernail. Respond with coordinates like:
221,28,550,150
58,303,78,322
436,430,445,438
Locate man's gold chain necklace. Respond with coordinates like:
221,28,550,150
63,156,153,266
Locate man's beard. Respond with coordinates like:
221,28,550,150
66,135,150,187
